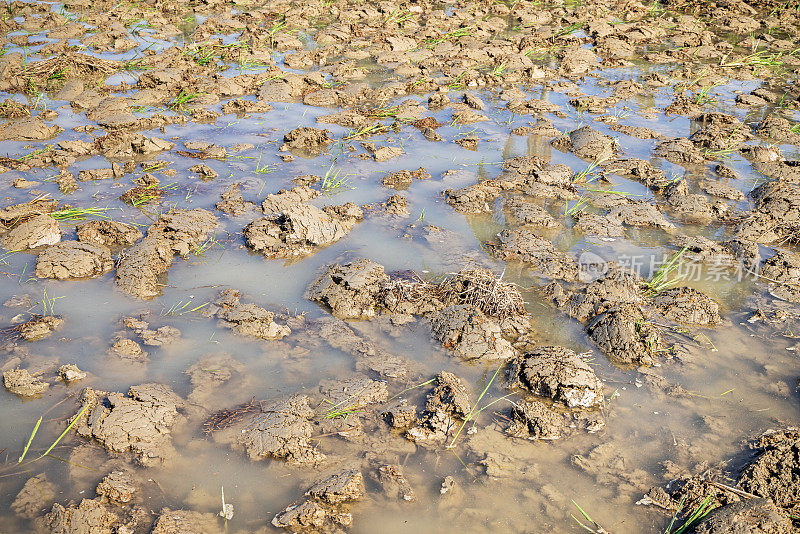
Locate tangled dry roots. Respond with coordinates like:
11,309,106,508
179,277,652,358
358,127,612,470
380,267,526,319
20,52,119,81
202,397,261,435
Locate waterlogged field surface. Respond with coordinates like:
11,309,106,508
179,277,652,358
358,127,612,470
0,0,799,532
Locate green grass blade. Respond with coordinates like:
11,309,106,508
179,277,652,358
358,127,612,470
34,403,89,461
18,415,42,463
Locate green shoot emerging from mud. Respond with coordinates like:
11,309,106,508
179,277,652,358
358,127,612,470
564,196,589,218
39,289,63,317
571,501,608,533
50,207,111,221
168,90,203,112
447,365,511,448
572,158,607,183
321,397,364,420
161,298,209,317
666,495,718,534
321,166,353,195
643,246,688,295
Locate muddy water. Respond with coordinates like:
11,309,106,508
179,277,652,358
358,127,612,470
1,0,800,532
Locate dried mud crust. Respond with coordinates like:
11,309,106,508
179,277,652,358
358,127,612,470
739,429,800,512
737,181,800,244
305,259,389,319
318,375,389,419
273,468,364,531
244,202,362,258
72,383,185,466
443,157,577,215
12,315,65,341
547,267,645,322
507,346,604,408
488,227,580,281
115,209,217,299
210,288,291,340
429,304,515,361
35,240,113,280
642,429,800,530
693,499,793,534
215,183,254,216
233,395,324,466
406,371,471,446
3,367,50,396
585,304,663,366
2,213,61,251
506,398,605,440
76,220,142,247
652,286,722,326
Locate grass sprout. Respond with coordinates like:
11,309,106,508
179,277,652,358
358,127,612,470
50,207,111,221
447,365,511,448
571,500,608,533
161,298,209,317
321,166,354,195
667,495,717,534
565,196,589,218
643,246,688,295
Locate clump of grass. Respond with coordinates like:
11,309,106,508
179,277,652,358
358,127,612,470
254,153,276,175
321,398,365,420
421,26,474,48
565,196,589,218
572,158,607,183
39,289,63,317
384,7,413,24
666,495,717,534
343,123,388,141
643,246,689,295
168,90,203,112
120,183,177,206
320,166,354,195
50,207,111,221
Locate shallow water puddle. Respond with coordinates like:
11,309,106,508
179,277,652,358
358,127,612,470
0,0,799,532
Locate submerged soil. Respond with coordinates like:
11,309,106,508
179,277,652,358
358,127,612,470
0,0,799,532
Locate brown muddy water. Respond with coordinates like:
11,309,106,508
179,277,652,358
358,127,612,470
0,0,799,532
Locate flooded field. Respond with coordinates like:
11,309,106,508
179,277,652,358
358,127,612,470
0,0,799,532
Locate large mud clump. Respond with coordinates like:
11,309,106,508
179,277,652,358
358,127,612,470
507,346,604,408
429,304,515,361
586,304,663,366
72,383,184,466
273,468,364,531
211,289,290,340
35,241,113,279
305,259,389,319
233,395,324,466
115,209,217,298
244,202,362,258
406,372,471,446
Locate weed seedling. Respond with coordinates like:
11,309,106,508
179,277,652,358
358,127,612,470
643,246,688,295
